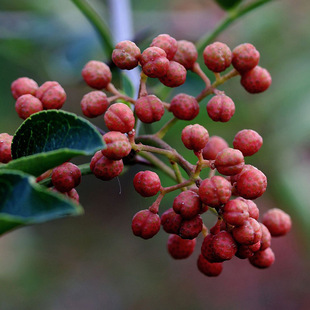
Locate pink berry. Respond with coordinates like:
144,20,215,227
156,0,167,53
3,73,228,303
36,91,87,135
159,61,187,87
80,91,109,118
260,223,271,250
233,129,263,156
65,188,80,203
161,208,183,234
82,60,112,89
172,40,198,70
232,218,262,245
181,124,209,151
203,42,232,72
232,43,260,73
235,197,259,220
133,170,161,197
150,34,178,60
112,40,141,70
206,94,235,122
214,148,244,176
262,208,292,237
173,190,202,219
36,81,66,109
236,242,261,259
101,131,131,160
197,253,223,277
167,234,196,259
0,133,13,163
169,93,199,120
11,77,38,100
221,199,249,226
249,247,275,269
135,95,165,123
15,94,43,119
202,136,229,160
240,66,271,93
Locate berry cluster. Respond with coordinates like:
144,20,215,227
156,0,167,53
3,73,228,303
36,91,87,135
1,34,291,278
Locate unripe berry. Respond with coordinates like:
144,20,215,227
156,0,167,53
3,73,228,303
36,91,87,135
11,77,38,100
232,218,262,245
131,209,161,239
15,94,43,119
51,162,81,193
214,148,244,176
0,133,13,163
80,91,109,118
161,208,183,234
221,199,249,226
173,190,202,219
140,47,169,78
198,176,232,207
36,81,66,109
169,93,199,120
101,131,131,160
159,61,187,87
181,124,209,151
104,103,135,133
233,129,263,156
112,40,141,70
150,34,178,60
172,40,198,70
249,247,275,269
206,94,235,122
240,66,272,93
197,254,223,277
202,136,229,160
232,43,260,73
90,151,123,181
262,208,292,237
260,223,271,250
135,95,165,123
82,60,112,89
133,170,161,197
203,42,232,72
167,234,196,259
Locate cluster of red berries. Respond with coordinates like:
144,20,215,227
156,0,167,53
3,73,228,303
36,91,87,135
1,34,291,278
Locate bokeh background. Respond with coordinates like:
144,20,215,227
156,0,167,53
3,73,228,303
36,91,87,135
1,0,310,309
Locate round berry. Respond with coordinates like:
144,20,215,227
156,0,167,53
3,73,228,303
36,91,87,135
260,223,271,250
101,131,131,160
104,103,135,133
181,124,209,151
133,170,161,197
202,136,229,160
36,81,66,109
173,190,202,219
221,199,249,226
169,93,199,120
232,218,262,245
82,60,112,89
203,42,232,72
0,133,13,163
197,253,223,277
249,247,275,269
232,43,260,73
112,40,141,70
240,66,271,93
15,94,43,119
236,242,260,259
159,61,187,88
80,91,109,118
167,234,196,259
65,188,80,203
214,148,244,176
135,95,165,123
11,77,38,100
262,208,292,237
172,40,198,70
178,214,203,239
235,197,259,220
161,208,183,234
206,94,235,122
150,34,178,60
233,129,263,156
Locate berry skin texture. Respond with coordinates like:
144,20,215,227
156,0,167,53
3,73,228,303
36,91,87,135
112,40,141,70
233,129,263,156
80,91,109,118
131,209,161,239
161,208,183,234
82,60,112,89
0,133,13,163
214,148,245,176
198,176,232,208
15,94,43,119
232,218,262,245
167,234,196,259
232,43,260,73
140,47,169,78
51,162,81,193
240,66,272,93
236,197,259,220
159,61,187,88
11,77,38,100
173,190,202,220
203,42,232,73
262,208,292,237
101,131,131,160
206,94,235,122
249,247,275,269
172,40,198,70
90,151,123,181
134,95,165,123
202,136,229,160
178,214,203,239
104,103,135,133
221,199,250,226
260,223,271,250
36,81,66,110
197,254,223,277
169,93,199,120
133,170,161,197
181,124,209,151
150,34,178,60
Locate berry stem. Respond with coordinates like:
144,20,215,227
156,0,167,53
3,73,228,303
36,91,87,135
191,62,211,88
170,160,186,189
105,83,136,104
154,117,178,139
138,71,148,98
149,192,165,213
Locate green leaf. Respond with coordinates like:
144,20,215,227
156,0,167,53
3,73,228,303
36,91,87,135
215,0,242,10
121,72,135,98
0,169,83,235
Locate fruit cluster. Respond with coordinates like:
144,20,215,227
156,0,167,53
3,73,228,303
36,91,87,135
1,34,291,277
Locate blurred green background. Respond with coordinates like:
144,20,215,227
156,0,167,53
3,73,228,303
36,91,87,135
1,0,310,309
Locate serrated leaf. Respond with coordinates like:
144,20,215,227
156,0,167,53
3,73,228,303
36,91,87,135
0,169,83,235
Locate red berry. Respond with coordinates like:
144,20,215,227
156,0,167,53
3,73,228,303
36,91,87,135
150,34,178,60
203,42,232,72
51,162,81,193
161,208,183,234
159,61,187,88
82,60,112,89
101,131,131,160
206,94,235,122
80,91,109,118
104,103,135,133
214,148,244,176
236,242,261,259
133,170,161,197
181,124,209,151
131,209,161,239
65,188,80,203
249,247,275,269
202,136,229,160
0,133,13,163
262,208,292,237
167,234,196,259
36,81,66,109
197,253,223,277
221,199,249,226
173,190,202,219
169,93,199,120
232,218,262,245
178,214,203,239
172,40,198,70
235,197,259,220
11,77,38,100
232,43,260,73
140,47,169,78
260,223,271,250
240,66,272,93
90,151,123,181
15,94,43,119
233,129,263,156
135,95,165,123
112,40,141,70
